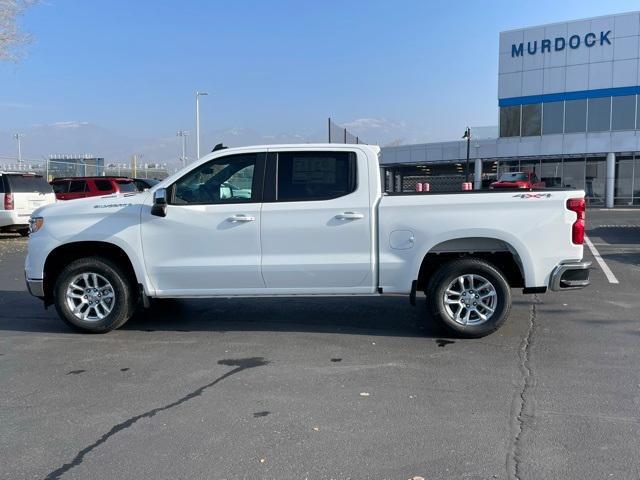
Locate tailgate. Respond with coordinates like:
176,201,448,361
6,175,54,216
14,192,50,216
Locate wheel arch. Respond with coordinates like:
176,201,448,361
415,236,527,291
43,241,142,304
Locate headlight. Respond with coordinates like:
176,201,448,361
28,216,44,234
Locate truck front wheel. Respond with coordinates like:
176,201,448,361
426,258,511,338
53,257,136,333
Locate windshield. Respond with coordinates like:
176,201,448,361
498,172,527,182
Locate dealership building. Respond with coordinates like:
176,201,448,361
381,11,640,207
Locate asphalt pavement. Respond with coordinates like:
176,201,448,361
0,209,638,480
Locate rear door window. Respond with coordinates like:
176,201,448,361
6,175,53,193
116,181,137,193
51,181,69,193
275,151,357,202
68,180,88,193
94,179,114,192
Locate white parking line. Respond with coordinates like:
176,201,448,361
584,236,620,284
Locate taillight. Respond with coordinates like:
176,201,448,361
567,198,585,245
4,193,14,210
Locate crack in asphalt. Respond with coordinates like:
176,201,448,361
506,300,538,480
44,357,269,480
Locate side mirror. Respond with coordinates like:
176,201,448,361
151,188,167,217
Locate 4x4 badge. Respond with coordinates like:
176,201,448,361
512,193,552,199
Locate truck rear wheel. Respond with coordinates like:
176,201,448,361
426,258,511,338
53,257,136,333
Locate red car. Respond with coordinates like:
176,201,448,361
490,172,545,190
50,176,138,201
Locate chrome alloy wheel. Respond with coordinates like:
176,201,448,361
65,272,115,322
443,274,498,326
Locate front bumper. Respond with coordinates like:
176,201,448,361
549,261,591,291
25,275,45,298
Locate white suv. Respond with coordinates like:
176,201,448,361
0,172,56,236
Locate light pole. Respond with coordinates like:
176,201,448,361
195,91,208,159
462,127,471,183
13,133,25,164
176,130,189,167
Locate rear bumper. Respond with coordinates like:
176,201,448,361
549,261,591,291
0,210,27,230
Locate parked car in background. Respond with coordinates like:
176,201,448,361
0,172,55,236
490,172,545,190
50,177,137,201
132,178,160,191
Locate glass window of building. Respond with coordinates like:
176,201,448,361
614,156,634,206
521,104,542,136
564,99,587,133
540,159,562,187
635,155,640,206
562,157,585,190
520,159,541,179
499,106,521,137
542,101,564,134
611,95,636,131
482,160,498,189
497,159,520,175
585,157,606,206
587,97,611,132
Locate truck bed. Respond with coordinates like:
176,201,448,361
377,188,585,293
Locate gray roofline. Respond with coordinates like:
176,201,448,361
500,10,640,34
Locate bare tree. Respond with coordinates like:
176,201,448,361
0,0,39,62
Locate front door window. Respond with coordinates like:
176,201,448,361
172,154,257,205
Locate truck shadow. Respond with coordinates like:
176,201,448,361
0,291,449,338
125,296,445,338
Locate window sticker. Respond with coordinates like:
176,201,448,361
291,158,337,184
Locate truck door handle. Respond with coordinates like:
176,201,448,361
335,212,364,220
228,214,255,222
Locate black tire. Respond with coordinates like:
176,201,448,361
53,257,136,333
18,229,29,237
426,258,511,338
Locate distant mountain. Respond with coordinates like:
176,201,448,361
0,123,324,168
199,128,318,153
0,122,141,165
0,118,420,169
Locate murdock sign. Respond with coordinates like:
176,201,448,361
511,31,611,57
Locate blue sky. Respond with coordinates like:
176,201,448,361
2,0,640,146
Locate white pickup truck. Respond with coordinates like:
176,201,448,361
25,144,590,337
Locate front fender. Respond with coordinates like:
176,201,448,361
30,199,154,295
